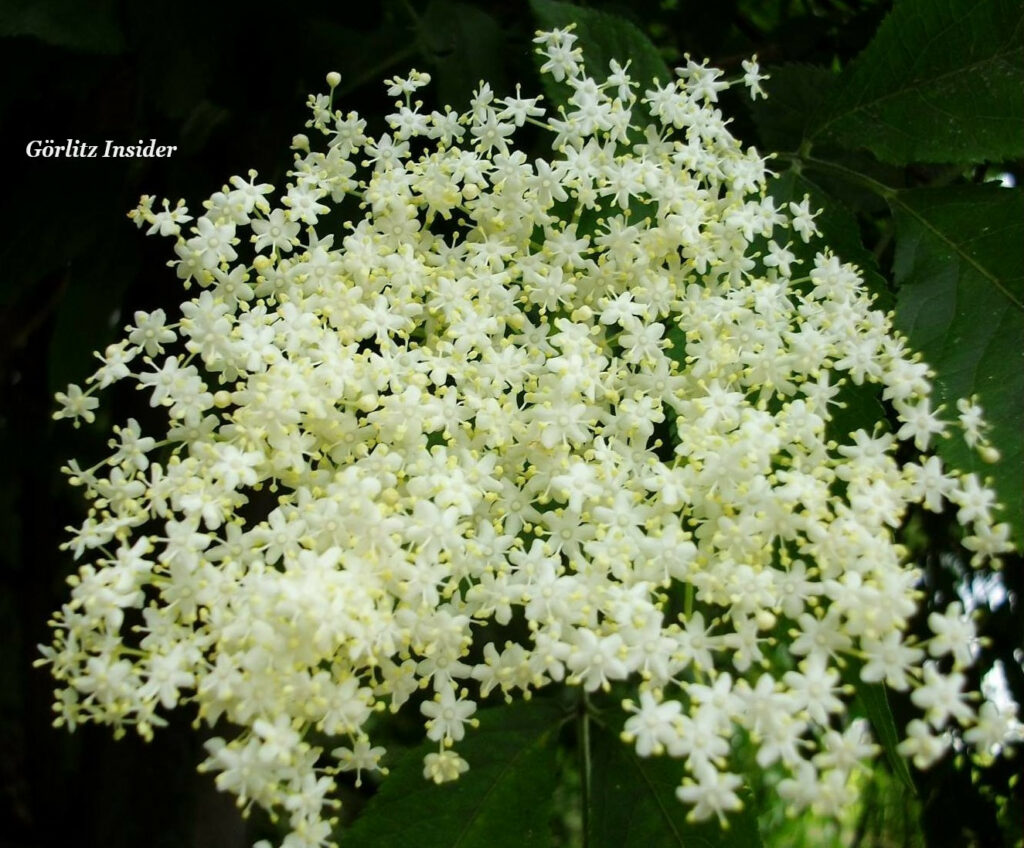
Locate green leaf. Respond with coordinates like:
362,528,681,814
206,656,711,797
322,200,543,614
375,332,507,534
303,19,419,99
419,1,508,106
529,0,672,104
747,65,836,153
808,0,1024,164
0,0,124,53
826,379,892,448
767,170,894,443
588,722,762,848
891,185,1024,546
343,698,568,848
768,169,893,312
46,221,139,395
854,680,917,795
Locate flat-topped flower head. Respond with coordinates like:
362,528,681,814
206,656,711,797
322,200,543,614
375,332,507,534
42,27,1018,848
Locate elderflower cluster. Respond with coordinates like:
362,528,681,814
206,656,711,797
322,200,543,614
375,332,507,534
43,27,1019,846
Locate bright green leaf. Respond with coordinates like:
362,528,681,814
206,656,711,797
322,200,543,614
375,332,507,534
808,0,1024,164
588,722,762,848
854,680,917,795
343,698,568,848
529,0,672,107
891,185,1024,546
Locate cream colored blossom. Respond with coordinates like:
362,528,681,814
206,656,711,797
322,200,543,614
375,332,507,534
41,27,1017,848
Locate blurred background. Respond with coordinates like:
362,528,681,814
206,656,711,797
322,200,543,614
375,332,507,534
1,1,1019,845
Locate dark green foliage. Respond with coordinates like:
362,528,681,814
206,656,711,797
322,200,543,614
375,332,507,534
587,721,763,848
807,0,1024,164
892,185,1024,544
345,699,568,848
748,65,835,153
530,0,673,92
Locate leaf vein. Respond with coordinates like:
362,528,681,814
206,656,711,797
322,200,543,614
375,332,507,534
891,196,1024,312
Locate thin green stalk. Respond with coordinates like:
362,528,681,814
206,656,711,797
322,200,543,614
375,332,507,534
778,152,897,201
338,44,420,97
579,691,592,848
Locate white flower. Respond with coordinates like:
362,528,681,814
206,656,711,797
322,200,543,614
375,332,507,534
622,692,683,757
676,762,743,823
423,750,469,784
964,701,1024,757
898,719,950,769
910,663,975,729
332,737,387,787
927,602,978,668
741,56,768,99
127,308,177,356
250,208,300,253
53,383,98,426
420,688,478,743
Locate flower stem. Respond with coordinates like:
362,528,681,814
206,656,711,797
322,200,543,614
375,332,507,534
338,44,420,97
579,690,592,848
779,152,897,201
